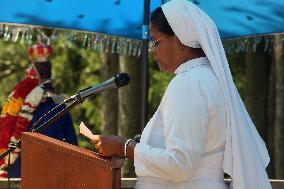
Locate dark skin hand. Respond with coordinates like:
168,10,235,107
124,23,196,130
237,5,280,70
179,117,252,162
91,135,137,160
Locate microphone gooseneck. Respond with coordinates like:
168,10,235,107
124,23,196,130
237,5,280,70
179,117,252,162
65,73,130,103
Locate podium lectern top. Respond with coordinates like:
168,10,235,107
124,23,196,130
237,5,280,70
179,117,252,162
21,132,124,189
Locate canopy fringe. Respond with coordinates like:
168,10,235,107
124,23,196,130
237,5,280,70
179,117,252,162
1,23,284,56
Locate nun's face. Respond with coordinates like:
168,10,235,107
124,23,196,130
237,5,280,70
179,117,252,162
150,24,180,73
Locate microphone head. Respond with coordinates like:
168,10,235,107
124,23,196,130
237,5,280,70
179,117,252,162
114,73,130,88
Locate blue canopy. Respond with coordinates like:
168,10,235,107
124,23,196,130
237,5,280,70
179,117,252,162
1,0,284,40
0,0,283,131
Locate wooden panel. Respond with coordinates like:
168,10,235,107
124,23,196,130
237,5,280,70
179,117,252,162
21,132,124,189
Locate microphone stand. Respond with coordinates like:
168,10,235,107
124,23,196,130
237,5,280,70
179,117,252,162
0,94,84,160
0,72,129,160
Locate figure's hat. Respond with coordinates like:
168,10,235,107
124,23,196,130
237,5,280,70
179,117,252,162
28,43,52,62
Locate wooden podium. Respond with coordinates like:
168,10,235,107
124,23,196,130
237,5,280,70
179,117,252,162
21,132,124,189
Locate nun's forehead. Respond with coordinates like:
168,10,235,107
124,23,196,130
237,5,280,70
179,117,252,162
161,0,201,48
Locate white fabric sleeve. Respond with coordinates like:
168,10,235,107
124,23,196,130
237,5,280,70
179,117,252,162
134,73,210,181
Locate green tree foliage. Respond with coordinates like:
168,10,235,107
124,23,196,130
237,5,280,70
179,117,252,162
0,34,102,151
0,40,29,103
52,35,103,150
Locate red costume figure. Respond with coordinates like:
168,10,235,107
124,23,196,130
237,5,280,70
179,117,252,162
0,44,53,178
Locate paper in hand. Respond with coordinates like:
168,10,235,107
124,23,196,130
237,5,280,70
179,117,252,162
79,122,95,141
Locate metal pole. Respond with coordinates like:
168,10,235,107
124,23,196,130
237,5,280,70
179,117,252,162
141,0,150,131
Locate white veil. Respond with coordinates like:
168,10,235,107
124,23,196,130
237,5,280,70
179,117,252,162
162,0,271,188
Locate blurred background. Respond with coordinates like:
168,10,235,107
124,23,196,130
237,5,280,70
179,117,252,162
0,32,283,179
0,0,284,180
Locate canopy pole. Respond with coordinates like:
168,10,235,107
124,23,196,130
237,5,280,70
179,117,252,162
141,0,150,131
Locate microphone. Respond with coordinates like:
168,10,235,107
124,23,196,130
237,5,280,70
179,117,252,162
65,73,130,103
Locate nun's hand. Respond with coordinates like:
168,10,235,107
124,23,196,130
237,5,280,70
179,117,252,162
91,135,127,157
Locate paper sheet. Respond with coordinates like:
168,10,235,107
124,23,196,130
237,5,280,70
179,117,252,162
79,122,95,141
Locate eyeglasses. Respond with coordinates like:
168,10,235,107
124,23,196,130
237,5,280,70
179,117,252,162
151,37,165,50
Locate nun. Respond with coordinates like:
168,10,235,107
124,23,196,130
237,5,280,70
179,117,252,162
91,0,271,188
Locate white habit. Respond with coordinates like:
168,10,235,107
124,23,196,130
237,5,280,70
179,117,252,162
134,57,228,189
135,0,271,188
